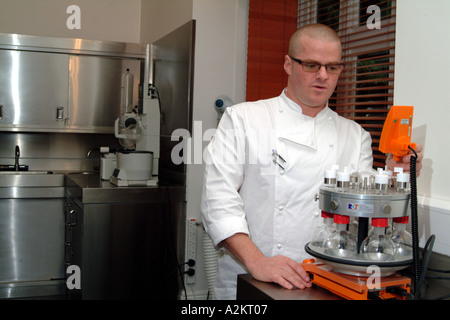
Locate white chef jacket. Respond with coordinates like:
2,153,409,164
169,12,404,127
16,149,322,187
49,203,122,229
201,90,374,299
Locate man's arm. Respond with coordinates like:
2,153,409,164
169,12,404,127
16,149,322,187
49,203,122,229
222,233,311,290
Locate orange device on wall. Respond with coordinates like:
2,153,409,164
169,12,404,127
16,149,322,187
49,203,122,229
379,105,416,161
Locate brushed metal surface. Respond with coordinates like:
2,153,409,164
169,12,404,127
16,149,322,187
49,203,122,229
0,172,64,188
154,20,195,185
66,55,141,132
0,171,66,298
0,33,145,133
64,176,186,299
0,50,69,131
0,198,65,283
0,33,146,57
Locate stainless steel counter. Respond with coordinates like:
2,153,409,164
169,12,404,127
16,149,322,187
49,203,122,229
64,173,186,299
65,173,186,204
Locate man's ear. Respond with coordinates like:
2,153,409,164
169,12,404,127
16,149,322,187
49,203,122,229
284,55,292,76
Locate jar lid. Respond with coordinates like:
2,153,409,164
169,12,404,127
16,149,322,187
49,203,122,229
321,211,334,219
372,218,388,227
334,214,350,224
393,216,409,224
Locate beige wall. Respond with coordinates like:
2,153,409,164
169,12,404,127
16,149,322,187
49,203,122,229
395,0,450,255
140,0,193,44
0,0,141,43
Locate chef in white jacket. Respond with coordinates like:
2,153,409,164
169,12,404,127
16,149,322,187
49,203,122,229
201,23,422,300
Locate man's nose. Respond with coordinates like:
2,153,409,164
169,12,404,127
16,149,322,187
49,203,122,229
316,65,329,80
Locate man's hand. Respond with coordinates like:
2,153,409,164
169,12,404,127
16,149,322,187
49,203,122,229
386,143,423,177
247,254,312,290
222,233,311,290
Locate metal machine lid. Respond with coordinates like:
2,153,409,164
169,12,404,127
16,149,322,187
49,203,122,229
319,185,410,201
305,242,412,277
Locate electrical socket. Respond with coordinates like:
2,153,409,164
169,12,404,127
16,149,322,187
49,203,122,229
186,218,196,284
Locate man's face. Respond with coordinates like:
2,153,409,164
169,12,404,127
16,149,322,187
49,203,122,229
284,35,342,116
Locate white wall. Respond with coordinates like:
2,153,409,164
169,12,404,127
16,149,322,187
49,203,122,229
183,0,248,299
395,0,450,255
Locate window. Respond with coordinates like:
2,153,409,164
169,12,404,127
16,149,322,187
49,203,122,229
246,0,396,169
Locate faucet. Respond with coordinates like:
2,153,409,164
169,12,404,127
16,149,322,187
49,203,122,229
15,145,20,171
86,147,101,172
86,146,100,158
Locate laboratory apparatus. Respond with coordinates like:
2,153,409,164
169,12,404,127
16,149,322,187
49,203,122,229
110,46,160,186
304,106,425,300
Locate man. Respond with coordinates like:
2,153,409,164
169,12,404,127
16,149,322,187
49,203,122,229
201,23,423,300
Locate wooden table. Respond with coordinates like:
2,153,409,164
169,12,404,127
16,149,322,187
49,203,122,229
236,274,341,300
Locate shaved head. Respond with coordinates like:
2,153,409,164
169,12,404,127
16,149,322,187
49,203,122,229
288,23,342,57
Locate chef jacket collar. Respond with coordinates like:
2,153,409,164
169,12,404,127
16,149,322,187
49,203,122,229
280,88,330,122
276,90,334,150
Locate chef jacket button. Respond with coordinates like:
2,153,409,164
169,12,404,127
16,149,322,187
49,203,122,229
277,243,283,249
279,108,283,113
329,143,334,148
279,169,285,175
278,205,284,211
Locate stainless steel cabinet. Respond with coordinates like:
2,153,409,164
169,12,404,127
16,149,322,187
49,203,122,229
66,55,141,132
64,174,186,300
0,34,145,133
0,172,66,299
0,50,69,131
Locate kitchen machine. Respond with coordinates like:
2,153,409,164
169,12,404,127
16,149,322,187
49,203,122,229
303,106,430,300
109,46,160,187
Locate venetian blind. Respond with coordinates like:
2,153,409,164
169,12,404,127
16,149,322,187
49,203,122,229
246,0,396,169
246,0,298,101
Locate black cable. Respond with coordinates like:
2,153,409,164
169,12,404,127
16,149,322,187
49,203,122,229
408,146,421,299
416,234,435,299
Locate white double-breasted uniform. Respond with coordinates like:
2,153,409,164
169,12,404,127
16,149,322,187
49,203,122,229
201,90,374,299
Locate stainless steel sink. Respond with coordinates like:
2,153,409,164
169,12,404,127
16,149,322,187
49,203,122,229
0,170,53,175
0,164,29,171
0,171,64,188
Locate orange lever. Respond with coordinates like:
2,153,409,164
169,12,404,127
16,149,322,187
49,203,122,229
379,106,416,162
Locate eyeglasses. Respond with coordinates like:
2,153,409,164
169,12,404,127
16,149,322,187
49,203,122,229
289,56,344,74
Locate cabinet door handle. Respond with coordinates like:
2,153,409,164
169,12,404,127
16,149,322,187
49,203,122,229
56,106,64,121
66,209,77,226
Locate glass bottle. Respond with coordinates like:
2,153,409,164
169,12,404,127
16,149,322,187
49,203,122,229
391,216,412,257
349,165,361,190
311,211,335,247
324,165,339,189
374,168,389,195
362,218,396,261
323,214,357,258
336,167,350,193
394,168,410,192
